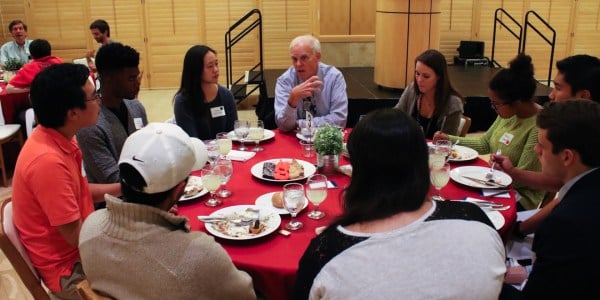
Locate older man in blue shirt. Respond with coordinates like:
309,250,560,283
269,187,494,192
0,20,32,68
274,35,348,132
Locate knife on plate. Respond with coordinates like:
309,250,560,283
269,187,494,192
461,175,508,188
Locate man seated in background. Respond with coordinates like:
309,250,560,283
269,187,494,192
6,39,63,94
85,19,112,73
494,54,600,236
517,100,600,299
77,42,147,190
12,64,120,299
0,20,32,68
79,122,256,300
274,34,348,132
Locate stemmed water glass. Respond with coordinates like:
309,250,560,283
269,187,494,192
205,139,220,166
216,132,232,159
430,163,450,201
435,140,452,162
234,120,250,151
306,174,327,219
201,164,223,207
300,122,316,142
283,183,306,230
216,158,233,198
248,120,265,152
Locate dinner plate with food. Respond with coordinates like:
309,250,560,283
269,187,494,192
450,166,512,189
251,158,316,182
179,176,208,201
201,205,281,240
254,191,309,215
448,145,478,162
227,129,275,142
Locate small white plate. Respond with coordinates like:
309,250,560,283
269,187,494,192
179,176,208,201
251,158,317,183
296,132,314,142
204,205,281,240
448,145,478,162
450,166,512,189
254,191,308,215
228,129,275,142
483,210,505,230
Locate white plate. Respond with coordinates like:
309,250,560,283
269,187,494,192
448,145,478,162
296,132,315,142
179,176,208,201
228,129,275,142
251,158,317,183
204,205,281,240
254,192,309,215
483,210,505,230
450,166,512,189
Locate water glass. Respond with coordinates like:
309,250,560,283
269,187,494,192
201,165,223,207
216,132,232,158
430,163,450,201
248,120,265,152
306,174,327,219
234,120,250,151
205,139,220,166
216,158,233,198
283,183,306,230
299,140,315,158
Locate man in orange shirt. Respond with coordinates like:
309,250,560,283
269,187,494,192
12,63,120,299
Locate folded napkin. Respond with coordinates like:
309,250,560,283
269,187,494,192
481,188,510,198
226,150,256,162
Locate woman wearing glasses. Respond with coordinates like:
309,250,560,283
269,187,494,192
434,53,545,210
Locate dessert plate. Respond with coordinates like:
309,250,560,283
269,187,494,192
251,158,316,183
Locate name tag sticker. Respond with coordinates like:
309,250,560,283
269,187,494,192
499,133,514,146
133,118,144,130
211,106,226,118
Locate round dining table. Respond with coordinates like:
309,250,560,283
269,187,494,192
0,82,30,125
177,129,516,300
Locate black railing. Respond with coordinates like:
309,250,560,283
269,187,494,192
225,9,264,102
491,8,523,68
522,10,556,86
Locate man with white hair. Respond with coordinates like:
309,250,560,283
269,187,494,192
79,122,256,300
274,34,348,132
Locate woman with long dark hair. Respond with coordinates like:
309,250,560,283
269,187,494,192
395,49,464,138
173,45,237,140
293,108,505,299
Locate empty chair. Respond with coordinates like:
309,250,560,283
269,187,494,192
0,198,50,299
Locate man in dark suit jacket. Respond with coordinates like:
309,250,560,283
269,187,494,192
521,100,600,299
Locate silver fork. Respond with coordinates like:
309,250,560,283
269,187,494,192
485,149,502,181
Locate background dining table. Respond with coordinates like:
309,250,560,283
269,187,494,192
0,82,30,124
177,129,517,300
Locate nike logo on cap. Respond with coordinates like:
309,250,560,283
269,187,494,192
132,156,144,162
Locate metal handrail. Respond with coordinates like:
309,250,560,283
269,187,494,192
225,9,264,100
491,8,523,68
522,10,556,86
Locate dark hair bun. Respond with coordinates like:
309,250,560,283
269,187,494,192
509,53,534,78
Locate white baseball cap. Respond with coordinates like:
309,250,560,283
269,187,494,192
119,122,196,194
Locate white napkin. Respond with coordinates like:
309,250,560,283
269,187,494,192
481,188,510,198
226,150,256,162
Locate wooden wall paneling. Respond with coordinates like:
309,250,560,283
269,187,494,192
260,0,313,69
0,0,27,44
572,0,600,57
144,0,205,88
350,0,376,35
439,0,475,64
319,0,350,35
89,0,147,87
374,0,410,88
407,0,441,84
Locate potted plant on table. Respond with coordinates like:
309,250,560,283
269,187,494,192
2,58,24,82
313,124,344,175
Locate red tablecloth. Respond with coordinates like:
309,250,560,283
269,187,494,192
0,82,30,124
177,130,516,300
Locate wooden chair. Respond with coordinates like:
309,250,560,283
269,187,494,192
0,198,50,299
76,279,114,300
458,115,472,137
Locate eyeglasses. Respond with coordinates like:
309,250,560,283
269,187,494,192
86,92,102,104
490,101,507,110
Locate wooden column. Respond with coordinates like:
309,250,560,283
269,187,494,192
374,0,441,89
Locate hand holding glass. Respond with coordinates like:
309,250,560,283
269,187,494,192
234,120,250,151
283,183,306,230
201,165,223,207
430,163,450,201
306,174,327,219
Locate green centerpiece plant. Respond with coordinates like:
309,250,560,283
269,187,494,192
313,124,344,174
2,58,24,82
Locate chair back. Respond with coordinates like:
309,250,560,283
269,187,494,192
458,115,472,137
76,279,114,300
0,198,50,299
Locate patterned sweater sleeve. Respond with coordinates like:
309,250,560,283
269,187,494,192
511,126,544,210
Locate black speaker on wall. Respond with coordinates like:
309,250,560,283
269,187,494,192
457,41,485,59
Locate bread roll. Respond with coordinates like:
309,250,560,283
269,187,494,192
271,191,284,208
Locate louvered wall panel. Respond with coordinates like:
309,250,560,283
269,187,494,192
0,0,27,42
572,0,600,57
439,0,474,64
144,0,204,88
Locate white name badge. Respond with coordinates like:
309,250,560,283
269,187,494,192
499,132,514,146
211,106,226,118
133,118,144,130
